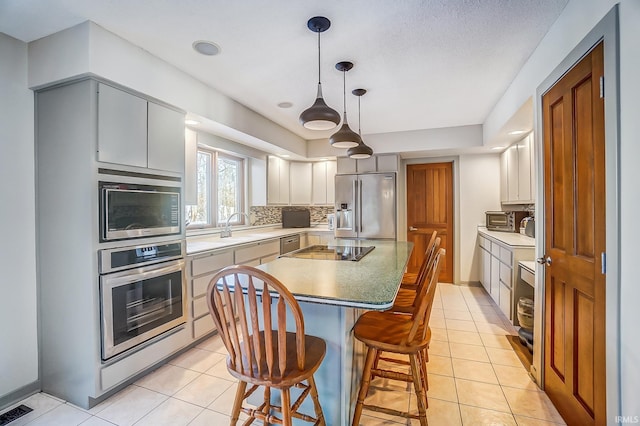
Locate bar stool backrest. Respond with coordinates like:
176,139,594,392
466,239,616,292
407,248,446,344
207,265,306,379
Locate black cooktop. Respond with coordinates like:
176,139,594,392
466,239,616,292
284,244,375,261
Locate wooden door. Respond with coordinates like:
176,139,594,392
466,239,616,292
542,42,606,425
406,162,453,282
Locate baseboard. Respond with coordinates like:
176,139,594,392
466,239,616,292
0,381,40,412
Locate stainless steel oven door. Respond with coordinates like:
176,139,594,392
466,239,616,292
100,259,186,360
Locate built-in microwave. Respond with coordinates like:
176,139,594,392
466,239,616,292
485,211,528,233
99,179,181,242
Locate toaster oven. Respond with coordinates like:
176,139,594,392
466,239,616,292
485,211,529,232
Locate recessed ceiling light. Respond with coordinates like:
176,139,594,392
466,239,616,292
492,146,505,150
278,102,293,109
192,40,221,56
508,130,527,135
185,119,200,125
279,154,290,158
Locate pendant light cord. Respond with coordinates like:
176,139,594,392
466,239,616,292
317,30,321,84
358,96,362,135
342,70,347,117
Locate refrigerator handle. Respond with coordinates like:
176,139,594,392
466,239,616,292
353,179,358,232
358,179,363,233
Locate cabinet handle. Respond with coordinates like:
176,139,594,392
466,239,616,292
409,226,418,231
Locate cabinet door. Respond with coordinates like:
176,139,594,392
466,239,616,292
290,162,312,205
148,102,185,173
517,135,532,201
312,162,328,205
490,256,501,303
357,156,377,173
337,157,357,174
97,83,147,168
267,156,289,204
507,145,519,201
326,160,336,204
500,150,509,202
376,154,399,172
499,280,512,320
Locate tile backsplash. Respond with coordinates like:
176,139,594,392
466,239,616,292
250,206,334,226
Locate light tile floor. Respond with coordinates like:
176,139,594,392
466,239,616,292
4,284,566,425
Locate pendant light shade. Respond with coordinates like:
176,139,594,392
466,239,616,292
299,17,341,130
347,88,374,159
330,61,361,149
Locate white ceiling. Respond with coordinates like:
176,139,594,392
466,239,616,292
0,0,568,144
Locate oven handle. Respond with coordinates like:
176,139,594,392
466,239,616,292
101,260,185,289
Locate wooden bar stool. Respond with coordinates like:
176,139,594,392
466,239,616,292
400,230,437,288
207,265,326,426
352,249,445,426
393,236,440,314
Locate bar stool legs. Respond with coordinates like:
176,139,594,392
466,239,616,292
352,347,377,426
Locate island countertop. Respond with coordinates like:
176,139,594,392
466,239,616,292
254,239,413,310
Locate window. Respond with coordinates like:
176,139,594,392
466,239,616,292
186,148,245,228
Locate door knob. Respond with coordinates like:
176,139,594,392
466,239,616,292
409,226,418,231
536,256,552,266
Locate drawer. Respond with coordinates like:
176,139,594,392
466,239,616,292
521,266,535,287
192,273,216,298
491,241,501,256
261,253,279,264
500,263,512,288
499,246,513,265
191,250,233,277
478,236,488,249
235,240,280,264
193,314,215,339
192,295,210,319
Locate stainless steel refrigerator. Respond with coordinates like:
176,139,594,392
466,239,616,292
334,173,396,239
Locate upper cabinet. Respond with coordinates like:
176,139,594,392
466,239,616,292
97,83,185,173
267,157,336,206
312,160,336,205
501,133,534,204
336,154,399,174
267,156,290,205
290,162,313,205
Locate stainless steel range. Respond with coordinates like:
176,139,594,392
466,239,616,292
283,244,375,261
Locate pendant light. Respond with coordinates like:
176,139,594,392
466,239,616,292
347,88,374,159
329,61,361,149
299,17,341,130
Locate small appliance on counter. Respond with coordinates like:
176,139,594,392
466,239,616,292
282,208,311,228
520,216,535,237
327,213,335,230
485,210,529,233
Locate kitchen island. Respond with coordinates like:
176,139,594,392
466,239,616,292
240,239,413,425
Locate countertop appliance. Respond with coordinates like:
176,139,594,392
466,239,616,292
283,244,375,261
282,209,310,228
485,210,528,233
521,216,535,237
334,173,396,239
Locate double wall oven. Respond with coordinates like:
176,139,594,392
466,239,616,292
98,169,186,360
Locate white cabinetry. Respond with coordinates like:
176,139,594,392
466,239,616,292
312,160,337,205
267,156,290,204
290,162,313,205
336,154,399,174
306,231,334,246
477,232,534,323
500,133,534,204
97,83,185,173
188,249,234,339
234,239,280,266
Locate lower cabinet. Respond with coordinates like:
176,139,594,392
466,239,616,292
478,233,534,323
307,232,334,246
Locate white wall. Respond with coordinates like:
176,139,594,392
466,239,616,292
458,154,501,282
617,0,640,417
0,33,38,400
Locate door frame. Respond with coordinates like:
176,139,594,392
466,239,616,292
401,156,460,283
533,5,620,416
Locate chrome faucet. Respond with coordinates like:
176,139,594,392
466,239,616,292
220,212,250,238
